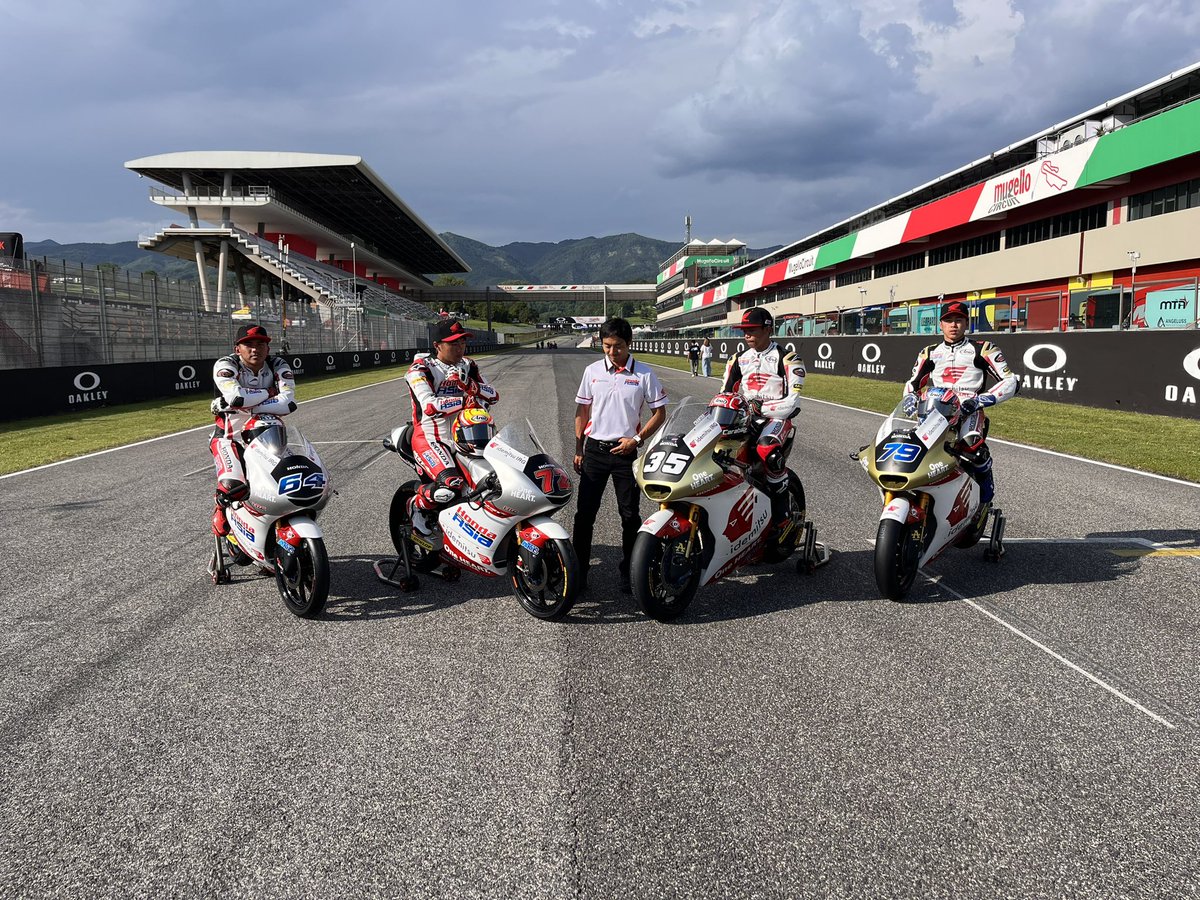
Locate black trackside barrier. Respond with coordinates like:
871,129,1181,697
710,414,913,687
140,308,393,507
0,343,500,422
631,333,1200,419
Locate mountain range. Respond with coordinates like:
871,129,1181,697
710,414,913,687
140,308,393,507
23,234,780,286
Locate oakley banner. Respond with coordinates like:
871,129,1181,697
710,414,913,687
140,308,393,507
631,333,1200,418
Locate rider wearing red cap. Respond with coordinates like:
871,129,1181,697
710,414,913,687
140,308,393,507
902,301,1019,514
720,306,808,536
404,319,500,531
209,324,297,535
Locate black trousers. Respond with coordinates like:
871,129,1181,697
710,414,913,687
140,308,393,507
572,440,642,576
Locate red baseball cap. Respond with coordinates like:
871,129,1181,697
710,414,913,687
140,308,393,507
235,324,271,345
433,319,473,343
940,301,970,321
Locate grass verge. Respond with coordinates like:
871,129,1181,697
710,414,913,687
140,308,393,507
633,350,1200,483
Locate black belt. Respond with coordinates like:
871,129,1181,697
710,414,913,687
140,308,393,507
586,437,626,452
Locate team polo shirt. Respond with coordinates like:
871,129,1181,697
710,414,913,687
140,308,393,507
575,355,667,441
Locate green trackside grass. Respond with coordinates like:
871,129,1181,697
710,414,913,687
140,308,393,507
628,350,1200,484
4,347,1198,483
0,344,547,475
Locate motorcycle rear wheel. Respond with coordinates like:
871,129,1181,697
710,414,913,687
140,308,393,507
631,530,703,622
388,483,441,574
511,537,578,621
276,537,329,618
874,518,921,601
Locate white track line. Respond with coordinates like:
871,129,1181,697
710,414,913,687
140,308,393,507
1,376,409,481
925,572,1178,730
638,359,1200,490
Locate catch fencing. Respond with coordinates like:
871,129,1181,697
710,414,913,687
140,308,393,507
0,256,450,370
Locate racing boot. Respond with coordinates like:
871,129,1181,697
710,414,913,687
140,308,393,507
212,502,230,536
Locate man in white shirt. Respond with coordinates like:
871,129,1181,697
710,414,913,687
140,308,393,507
573,318,668,594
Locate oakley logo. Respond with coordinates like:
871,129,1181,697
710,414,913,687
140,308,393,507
177,365,196,381
1023,344,1067,374
73,371,101,392
861,343,881,363
817,343,833,360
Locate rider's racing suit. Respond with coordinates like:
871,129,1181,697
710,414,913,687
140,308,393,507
721,341,807,528
209,354,296,533
405,352,500,521
902,337,1019,504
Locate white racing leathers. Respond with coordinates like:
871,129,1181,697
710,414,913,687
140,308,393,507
903,337,1019,502
210,354,297,501
405,352,500,509
721,341,807,517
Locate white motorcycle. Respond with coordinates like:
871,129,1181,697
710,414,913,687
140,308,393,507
378,408,580,621
630,396,830,621
208,414,333,618
856,387,1005,601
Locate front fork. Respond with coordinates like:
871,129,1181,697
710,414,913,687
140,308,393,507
885,490,931,548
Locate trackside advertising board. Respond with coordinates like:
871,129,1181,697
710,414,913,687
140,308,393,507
0,343,497,421
631,333,1200,418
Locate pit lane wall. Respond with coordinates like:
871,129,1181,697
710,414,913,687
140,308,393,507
631,333,1200,419
0,344,500,422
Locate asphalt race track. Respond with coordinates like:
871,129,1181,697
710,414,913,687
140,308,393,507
2,348,1197,899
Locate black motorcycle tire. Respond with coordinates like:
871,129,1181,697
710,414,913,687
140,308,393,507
511,537,578,621
631,529,704,622
388,483,441,574
276,537,329,618
874,517,921,601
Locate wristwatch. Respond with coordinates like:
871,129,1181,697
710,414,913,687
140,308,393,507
633,433,643,445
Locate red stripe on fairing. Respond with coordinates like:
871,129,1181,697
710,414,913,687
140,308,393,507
762,260,790,286
900,183,987,242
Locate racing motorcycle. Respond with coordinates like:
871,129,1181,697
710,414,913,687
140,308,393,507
630,395,829,622
378,405,580,621
854,387,1005,601
208,413,333,618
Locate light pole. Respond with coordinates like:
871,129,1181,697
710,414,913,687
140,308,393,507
351,241,361,349
858,287,867,334
1126,250,1140,328
277,235,289,347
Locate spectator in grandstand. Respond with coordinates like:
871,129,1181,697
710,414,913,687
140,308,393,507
687,341,701,376
700,338,713,377
404,319,500,533
209,324,297,536
572,318,668,595
902,301,1020,522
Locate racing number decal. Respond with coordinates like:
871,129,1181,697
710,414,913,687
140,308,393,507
279,472,326,494
878,442,921,463
643,451,690,476
534,464,570,494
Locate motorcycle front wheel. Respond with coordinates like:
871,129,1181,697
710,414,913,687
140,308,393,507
276,537,330,618
630,530,704,622
874,518,921,601
511,537,578,621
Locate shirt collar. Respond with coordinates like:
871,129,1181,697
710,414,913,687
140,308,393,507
605,355,635,374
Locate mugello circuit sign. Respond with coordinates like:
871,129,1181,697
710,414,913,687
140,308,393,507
631,333,1200,418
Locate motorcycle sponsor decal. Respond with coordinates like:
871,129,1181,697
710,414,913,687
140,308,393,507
691,470,715,488
420,450,441,470
441,541,494,575
232,514,255,542
946,480,974,528
914,410,948,448
68,371,108,404
927,461,949,478
723,488,757,543
685,418,722,451
509,485,539,503
487,439,530,470
520,539,542,555
452,508,497,547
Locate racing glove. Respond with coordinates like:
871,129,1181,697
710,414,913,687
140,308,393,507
902,394,918,417
960,395,995,416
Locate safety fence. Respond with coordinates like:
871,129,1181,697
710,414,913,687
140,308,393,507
0,256,481,371
633,332,1200,418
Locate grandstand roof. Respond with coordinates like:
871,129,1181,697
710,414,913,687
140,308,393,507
124,151,468,280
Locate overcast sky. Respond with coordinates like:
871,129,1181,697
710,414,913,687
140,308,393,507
2,0,1199,252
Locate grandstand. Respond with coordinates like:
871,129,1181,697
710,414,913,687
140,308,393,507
125,151,465,323
656,62,1200,337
